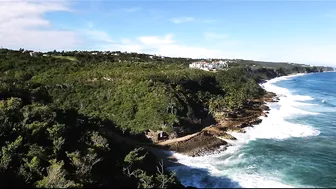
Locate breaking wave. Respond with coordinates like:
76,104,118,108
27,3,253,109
169,73,320,188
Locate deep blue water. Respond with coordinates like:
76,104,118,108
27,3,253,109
169,72,336,188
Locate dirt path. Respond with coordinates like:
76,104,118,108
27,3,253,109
99,128,137,145
157,132,200,146
99,128,182,167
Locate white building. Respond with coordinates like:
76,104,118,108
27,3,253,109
189,60,228,71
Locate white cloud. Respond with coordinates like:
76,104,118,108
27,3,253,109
124,7,141,12
82,29,263,60
201,19,216,23
89,29,336,65
84,23,114,44
137,34,175,45
170,17,195,24
93,32,231,59
170,17,216,24
204,32,227,39
155,45,223,58
0,1,80,51
2,1,335,66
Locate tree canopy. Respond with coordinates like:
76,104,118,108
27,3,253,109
0,48,329,188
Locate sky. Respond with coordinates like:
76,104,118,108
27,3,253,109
1,0,336,66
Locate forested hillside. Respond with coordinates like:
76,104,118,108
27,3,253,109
0,48,331,188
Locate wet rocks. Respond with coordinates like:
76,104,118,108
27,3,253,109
226,127,246,133
168,131,228,157
260,104,271,111
249,118,262,125
218,133,237,140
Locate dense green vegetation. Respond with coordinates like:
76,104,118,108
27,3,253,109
0,48,333,188
0,96,180,188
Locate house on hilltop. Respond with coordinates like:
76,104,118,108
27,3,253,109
189,60,228,71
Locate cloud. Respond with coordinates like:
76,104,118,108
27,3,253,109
170,17,195,24
3,0,335,66
84,23,114,44
123,7,141,13
88,31,229,58
204,32,227,39
137,34,175,45
87,27,336,65
82,28,268,60
134,34,224,58
200,19,216,23
170,17,216,24
0,1,80,51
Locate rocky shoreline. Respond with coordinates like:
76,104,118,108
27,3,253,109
156,91,278,157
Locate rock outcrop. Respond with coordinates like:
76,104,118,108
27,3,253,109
154,92,278,157
167,131,228,157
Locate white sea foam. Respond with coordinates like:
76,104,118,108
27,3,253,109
291,101,318,106
226,173,296,188
170,151,300,188
228,73,320,142
169,73,320,188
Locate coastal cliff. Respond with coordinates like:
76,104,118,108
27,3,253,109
0,48,332,188
156,92,278,157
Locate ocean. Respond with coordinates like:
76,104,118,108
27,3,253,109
168,72,336,188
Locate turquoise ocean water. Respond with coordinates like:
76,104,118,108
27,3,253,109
169,72,336,188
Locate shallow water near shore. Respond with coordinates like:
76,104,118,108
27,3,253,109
168,72,336,188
